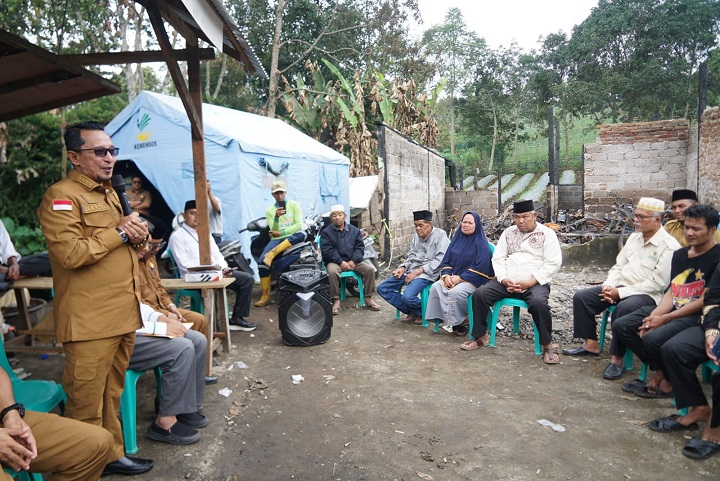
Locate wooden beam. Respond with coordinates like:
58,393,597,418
146,2,202,139
60,48,215,65
0,71,80,96
188,41,211,266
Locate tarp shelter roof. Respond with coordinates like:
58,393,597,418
349,175,378,217
135,0,266,78
0,29,121,122
107,90,349,163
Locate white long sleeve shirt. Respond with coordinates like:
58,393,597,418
492,223,562,285
167,223,227,277
0,220,20,265
136,302,168,336
604,228,681,303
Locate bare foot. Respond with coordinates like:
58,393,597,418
679,405,711,426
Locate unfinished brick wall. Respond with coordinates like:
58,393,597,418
698,107,720,208
377,125,446,262
444,189,498,233
584,119,689,214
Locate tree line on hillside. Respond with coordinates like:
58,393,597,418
0,0,718,230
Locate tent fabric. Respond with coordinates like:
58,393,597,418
105,91,350,266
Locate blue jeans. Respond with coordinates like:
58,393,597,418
377,275,432,317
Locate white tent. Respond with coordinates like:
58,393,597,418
106,90,350,253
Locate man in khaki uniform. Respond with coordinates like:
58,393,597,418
136,220,207,336
37,121,153,476
135,221,217,385
0,367,113,481
664,189,720,247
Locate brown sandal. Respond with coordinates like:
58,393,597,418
460,334,489,351
543,344,560,364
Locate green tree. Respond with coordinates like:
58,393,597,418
421,8,485,155
567,0,720,121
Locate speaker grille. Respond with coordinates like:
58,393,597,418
285,298,327,338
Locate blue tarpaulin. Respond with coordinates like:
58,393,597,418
105,91,350,263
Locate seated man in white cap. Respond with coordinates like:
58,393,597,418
563,197,680,362
599,197,681,380
377,210,449,323
320,204,380,314
664,189,720,246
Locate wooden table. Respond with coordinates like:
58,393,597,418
6,277,234,375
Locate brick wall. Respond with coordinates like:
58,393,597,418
378,124,446,262
584,119,690,214
444,189,498,232
558,185,583,211
699,107,720,208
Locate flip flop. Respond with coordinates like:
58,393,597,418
543,345,560,364
635,386,674,399
460,339,480,351
682,438,720,459
621,378,647,393
648,415,698,432
365,302,381,311
332,306,341,316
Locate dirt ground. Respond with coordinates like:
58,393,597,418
14,266,720,481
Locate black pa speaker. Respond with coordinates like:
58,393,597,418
278,269,333,346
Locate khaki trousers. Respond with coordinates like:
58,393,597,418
178,308,208,336
326,261,376,300
3,410,113,481
62,332,135,461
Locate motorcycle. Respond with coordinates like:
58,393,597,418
240,214,325,280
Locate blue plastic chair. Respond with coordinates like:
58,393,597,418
119,368,162,455
166,250,204,314
3,468,42,481
0,339,66,414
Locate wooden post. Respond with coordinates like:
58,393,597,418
187,41,211,265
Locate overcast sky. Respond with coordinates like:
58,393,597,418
415,0,599,51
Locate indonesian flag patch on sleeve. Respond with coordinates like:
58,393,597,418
52,199,73,211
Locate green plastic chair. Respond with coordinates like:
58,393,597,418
3,467,42,481
166,250,204,314
119,368,162,455
406,241,494,334
598,305,642,375
339,271,365,306
0,338,66,414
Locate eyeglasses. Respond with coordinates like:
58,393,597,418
633,213,654,220
149,241,166,250
72,147,119,157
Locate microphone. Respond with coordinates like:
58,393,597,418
111,174,133,216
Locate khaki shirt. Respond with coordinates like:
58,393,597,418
137,254,173,313
38,170,142,342
664,219,720,247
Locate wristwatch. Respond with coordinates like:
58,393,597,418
115,227,129,243
0,403,25,423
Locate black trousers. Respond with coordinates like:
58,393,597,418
572,286,655,356
661,325,708,410
226,270,254,320
612,305,700,371
711,370,720,427
470,279,553,346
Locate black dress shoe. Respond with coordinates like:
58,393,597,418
102,456,154,476
603,362,625,380
146,421,200,445
562,346,600,357
205,375,218,385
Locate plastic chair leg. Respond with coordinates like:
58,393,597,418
512,307,521,333
120,370,143,455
